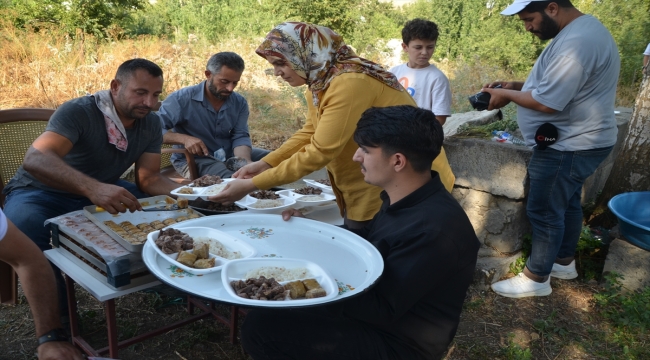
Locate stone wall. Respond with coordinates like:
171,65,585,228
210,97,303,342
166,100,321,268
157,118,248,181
443,108,632,288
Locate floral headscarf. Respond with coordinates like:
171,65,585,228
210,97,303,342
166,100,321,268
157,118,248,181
256,22,403,106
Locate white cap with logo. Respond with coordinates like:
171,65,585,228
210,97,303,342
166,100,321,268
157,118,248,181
501,0,548,16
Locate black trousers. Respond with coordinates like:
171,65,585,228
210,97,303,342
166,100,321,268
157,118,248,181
241,307,428,360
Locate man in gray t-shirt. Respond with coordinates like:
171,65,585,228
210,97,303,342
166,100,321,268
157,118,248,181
481,0,620,298
2,58,182,320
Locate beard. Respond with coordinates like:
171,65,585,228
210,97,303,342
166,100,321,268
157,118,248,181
208,81,232,101
115,91,150,120
533,12,560,40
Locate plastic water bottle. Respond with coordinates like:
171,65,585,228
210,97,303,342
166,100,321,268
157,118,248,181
491,130,526,146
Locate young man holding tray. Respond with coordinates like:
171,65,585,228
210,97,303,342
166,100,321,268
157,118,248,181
241,105,480,360
2,58,182,328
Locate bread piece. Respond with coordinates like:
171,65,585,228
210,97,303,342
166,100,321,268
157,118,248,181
284,281,306,299
305,288,327,299
301,279,322,291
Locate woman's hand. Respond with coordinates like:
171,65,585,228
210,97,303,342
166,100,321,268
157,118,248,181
232,161,272,179
207,179,257,204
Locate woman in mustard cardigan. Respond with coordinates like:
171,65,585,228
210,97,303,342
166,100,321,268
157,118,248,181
209,22,455,228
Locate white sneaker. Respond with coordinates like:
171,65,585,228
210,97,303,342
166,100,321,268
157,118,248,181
491,273,552,298
550,260,578,279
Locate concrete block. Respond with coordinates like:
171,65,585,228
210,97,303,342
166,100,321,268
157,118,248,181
602,238,650,292
446,137,532,200
473,249,522,290
453,187,530,253
581,108,632,204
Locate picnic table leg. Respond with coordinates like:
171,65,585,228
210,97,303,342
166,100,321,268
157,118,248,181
230,306,239,344
105,299,119,358
65,275,80,337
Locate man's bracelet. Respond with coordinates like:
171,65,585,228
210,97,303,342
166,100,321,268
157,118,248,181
37,328,68,345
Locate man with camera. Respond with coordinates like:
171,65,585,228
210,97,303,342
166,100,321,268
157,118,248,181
481,0,620,298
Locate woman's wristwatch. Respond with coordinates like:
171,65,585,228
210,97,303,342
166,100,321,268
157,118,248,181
38,328,69,346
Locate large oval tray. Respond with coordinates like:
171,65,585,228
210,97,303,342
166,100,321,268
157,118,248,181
142,213,383,308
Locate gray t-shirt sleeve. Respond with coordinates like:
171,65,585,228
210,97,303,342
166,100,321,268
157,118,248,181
531,55,588,112
45,100,91,144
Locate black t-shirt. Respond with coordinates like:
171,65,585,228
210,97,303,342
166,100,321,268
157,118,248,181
341,172,480,359
4,95,162,196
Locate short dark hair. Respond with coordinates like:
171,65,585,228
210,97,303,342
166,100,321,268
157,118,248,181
115,58,163,83
206,52,245,74
401,18,439,44
524,0,574,13
354,105,443,173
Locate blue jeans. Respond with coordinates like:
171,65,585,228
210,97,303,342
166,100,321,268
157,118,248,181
174,147,271,179
3,180,148,316
525,146,613,277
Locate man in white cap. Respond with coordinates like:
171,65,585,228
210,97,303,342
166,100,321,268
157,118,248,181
480,1,620,298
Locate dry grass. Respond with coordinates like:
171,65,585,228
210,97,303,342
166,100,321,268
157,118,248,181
1,21,639,152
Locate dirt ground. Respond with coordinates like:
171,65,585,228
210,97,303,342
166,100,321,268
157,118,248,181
1,273,643,360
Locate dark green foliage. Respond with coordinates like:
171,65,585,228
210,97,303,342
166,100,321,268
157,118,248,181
1,0,648,86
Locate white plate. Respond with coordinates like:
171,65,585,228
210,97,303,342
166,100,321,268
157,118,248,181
275,189,336,207
170,179,234,200
235,195,296,213
141,214,383,308
221,258,337,306
303,179,333,194
147,226,257,274
170,186,204,200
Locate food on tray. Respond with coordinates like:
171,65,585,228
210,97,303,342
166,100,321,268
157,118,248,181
249,199,284,209
177,187,194,194
150,220,166,230
175,216,188,222
191,202,245,213
162,218,177,226
294,186,322,195
176,198,189,209
103,220,148,244
192,175,223,187
177,250,197,267
284,280,306,299
187,213,200,219
193,236,242,260
315,178,331,186
230,276,326,301
249,190,280,200
194,258,216,269
202,183,228,196
193,243,210,259
230,277,288,301
244,266,312,282
155,228,194,254
297,195,325,202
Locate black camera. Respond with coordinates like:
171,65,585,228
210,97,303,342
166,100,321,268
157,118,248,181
468,84,501,111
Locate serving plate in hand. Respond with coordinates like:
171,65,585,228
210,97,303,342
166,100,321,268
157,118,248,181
221,258,337,306
147,226,256,274
234,195,296,213
275,189,336,207
302,179,333,194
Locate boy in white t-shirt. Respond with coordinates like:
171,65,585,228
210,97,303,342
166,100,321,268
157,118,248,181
390,19,452,125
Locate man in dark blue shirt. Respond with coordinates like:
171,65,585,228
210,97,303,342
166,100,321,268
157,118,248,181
158,52,269,178
241,105,480,360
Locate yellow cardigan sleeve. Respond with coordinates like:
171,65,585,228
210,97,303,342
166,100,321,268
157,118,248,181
253,75,383,189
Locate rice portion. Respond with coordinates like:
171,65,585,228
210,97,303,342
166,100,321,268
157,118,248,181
244,266,313,282
203,183,228,195
193,236,242,260
249,199,284,209
297,195,325,202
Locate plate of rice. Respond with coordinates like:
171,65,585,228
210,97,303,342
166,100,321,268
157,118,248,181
170,179,235,200
275,189,336,207
221,258,338,305
234,194,296,213
147,226,257,274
